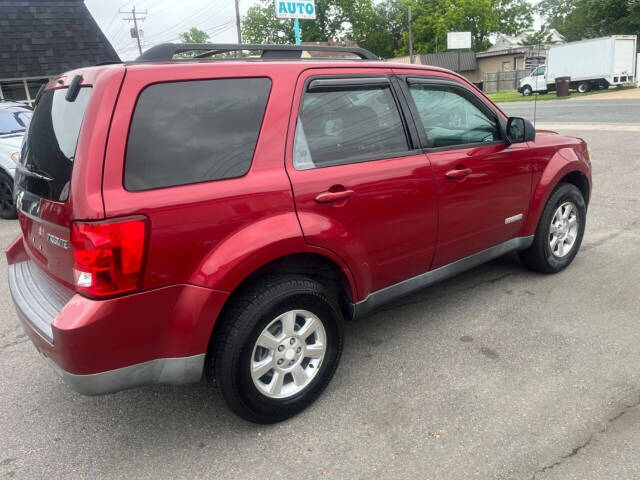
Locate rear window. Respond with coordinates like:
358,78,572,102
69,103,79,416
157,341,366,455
17,87,91,202
124,78,271,191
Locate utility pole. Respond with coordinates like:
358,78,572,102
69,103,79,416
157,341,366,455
234,0,242,44
120,5,147,56
408,6,414,64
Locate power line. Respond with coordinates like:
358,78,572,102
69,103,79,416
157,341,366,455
140,3,228,44
120,5,147,56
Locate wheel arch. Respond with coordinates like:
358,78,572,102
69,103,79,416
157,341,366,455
521,150,591,237
204,251,357,371
225,252,355,318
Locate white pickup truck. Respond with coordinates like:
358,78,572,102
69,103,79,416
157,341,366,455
519,35,637,96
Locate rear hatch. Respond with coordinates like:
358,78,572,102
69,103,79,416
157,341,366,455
14,66,125,288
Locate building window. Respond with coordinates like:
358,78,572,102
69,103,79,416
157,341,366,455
0,78,50,106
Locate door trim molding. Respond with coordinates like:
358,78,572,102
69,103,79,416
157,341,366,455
352,235,534,318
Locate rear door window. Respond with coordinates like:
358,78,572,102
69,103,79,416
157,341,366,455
293,80,409,170
17,87,92,202
124,78,271,191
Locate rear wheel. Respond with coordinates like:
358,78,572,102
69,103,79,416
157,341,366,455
0,171,17,220
577,82,590,93
520,183,586,274
210,275,344,423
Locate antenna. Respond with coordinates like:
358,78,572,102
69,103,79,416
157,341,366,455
532,28,547,128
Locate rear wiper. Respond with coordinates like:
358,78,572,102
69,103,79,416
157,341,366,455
15,164,53,181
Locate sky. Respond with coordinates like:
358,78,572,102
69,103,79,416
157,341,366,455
86,0,541,61
85,0,262,60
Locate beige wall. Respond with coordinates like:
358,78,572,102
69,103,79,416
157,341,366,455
476,54,525,80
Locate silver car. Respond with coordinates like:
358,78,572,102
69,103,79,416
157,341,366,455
0,101,32,219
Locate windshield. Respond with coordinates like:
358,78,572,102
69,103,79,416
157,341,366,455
0,106,32,135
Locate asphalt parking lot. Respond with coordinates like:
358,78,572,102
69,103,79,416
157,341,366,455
1,95,639,479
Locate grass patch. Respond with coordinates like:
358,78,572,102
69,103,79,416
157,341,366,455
487,84,637,103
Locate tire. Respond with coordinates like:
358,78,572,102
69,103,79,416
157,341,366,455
210,275,344,423
519,183,587,274
577,82,590,93
0,171,17,220
522,85,533,97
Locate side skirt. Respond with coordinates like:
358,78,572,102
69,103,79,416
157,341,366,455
352,236,534,319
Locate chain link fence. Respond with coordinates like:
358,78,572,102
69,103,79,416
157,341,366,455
483,70,531,93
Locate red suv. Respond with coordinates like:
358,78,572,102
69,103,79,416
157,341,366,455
7,44,591,423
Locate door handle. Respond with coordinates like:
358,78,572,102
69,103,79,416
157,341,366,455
315,189,355,204
445,167,472,179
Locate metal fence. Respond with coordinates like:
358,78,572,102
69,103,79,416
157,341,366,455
483,70,530,93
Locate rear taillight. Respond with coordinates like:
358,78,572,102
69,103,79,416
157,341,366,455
70,217,148,298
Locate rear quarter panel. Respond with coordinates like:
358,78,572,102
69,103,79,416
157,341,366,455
101,63,359,299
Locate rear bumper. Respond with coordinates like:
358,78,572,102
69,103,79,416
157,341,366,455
38,349,205,396
6,235,228,395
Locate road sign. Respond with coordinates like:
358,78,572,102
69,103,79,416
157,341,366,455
275,1,316,20
447,32,471,50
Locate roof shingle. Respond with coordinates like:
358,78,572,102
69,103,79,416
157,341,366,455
0,0,120,80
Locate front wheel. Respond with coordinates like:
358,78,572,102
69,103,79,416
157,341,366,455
210,275,344,423
520,183,587,274
522,85,533,96
0,171,17,220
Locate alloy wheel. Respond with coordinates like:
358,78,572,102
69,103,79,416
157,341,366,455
549,201,579,258
250,310,326,399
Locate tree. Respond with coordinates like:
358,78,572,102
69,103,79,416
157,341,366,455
242,2,296,44
538,0,640,41
242,0,402,57
179,27,210,44
400,0,534,53
346,0,404,58
520,29,558,45
243,0,351,44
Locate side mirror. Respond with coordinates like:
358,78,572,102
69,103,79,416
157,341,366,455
506,117,536,144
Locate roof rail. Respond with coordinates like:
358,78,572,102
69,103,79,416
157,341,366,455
135,43,379,62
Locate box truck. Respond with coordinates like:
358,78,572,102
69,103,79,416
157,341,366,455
519,35,637,96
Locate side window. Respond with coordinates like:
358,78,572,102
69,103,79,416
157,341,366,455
125,78,271,191
408,83,500,148
293,82,408,170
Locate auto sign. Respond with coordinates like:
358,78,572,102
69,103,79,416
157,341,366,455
274,0,316,19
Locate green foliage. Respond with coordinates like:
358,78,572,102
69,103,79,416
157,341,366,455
400,0,534,53
242,0,349,44
520,29,559,45
539,0,640,41
243,0,534,57
243,2,296,44
179,27,210,44
347,1,404,58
